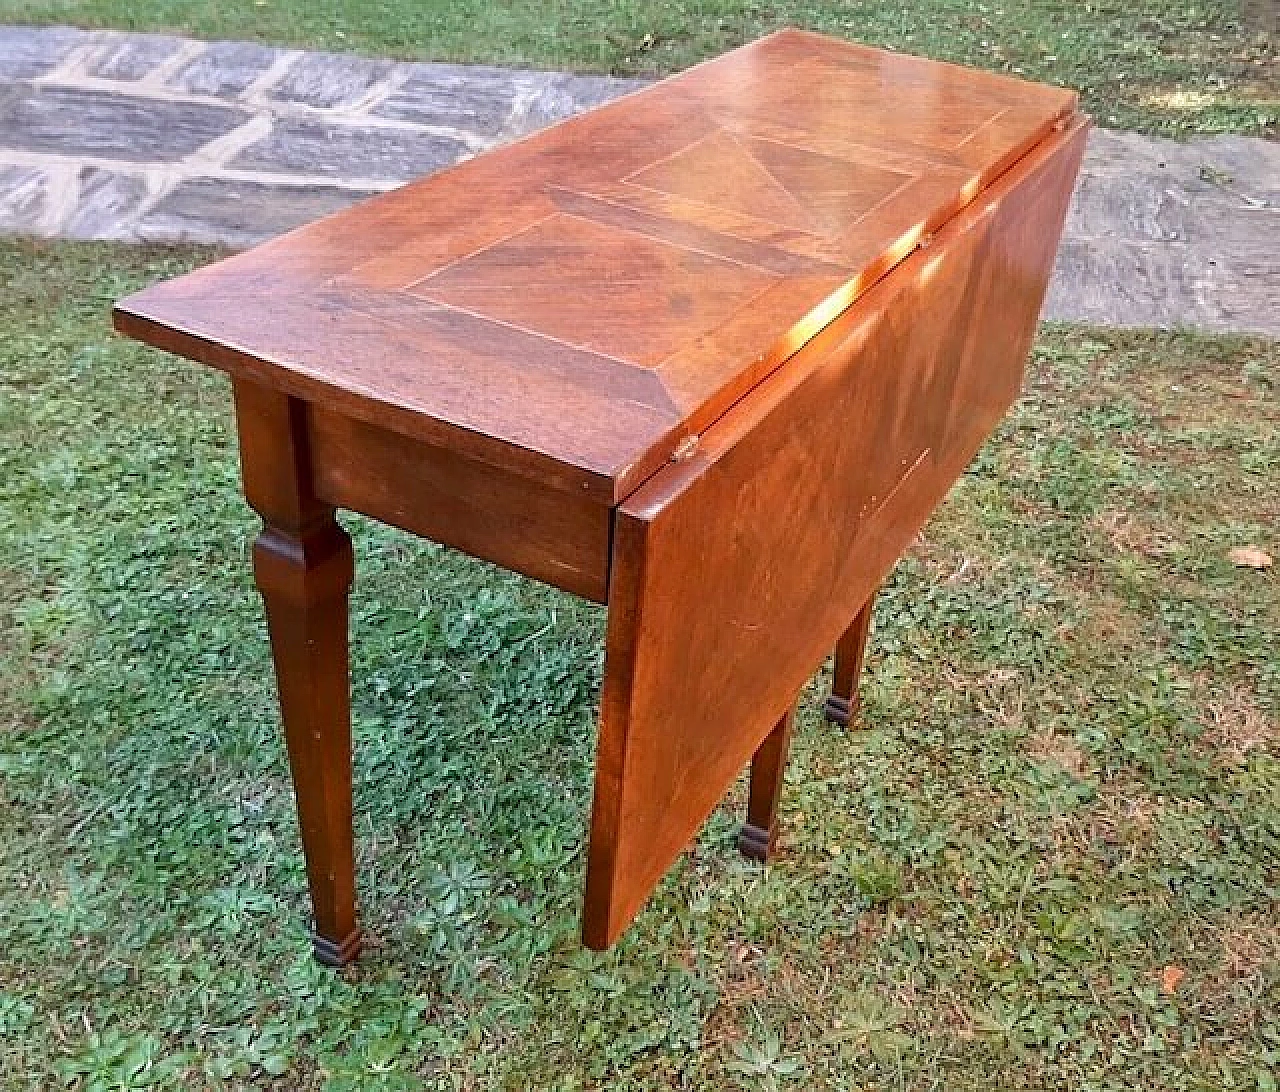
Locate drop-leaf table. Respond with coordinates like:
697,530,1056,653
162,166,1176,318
114,29,1087,964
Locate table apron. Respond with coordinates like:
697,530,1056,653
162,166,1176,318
307,407,613,604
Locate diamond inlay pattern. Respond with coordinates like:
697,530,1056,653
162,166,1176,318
412,213,779,367
629,132,911,238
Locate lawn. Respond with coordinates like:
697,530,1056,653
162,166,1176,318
1,237,1277,1090
1,0,1277,138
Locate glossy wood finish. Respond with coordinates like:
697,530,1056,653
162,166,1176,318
233,382,361,965
114,28,1076,505
111,31,1087,961
307,408,611,603
584,118,1087,948
737,705,797,861
825,591,878,727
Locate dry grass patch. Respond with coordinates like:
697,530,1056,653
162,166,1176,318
1216,913,1280,986
1027,729,1093,780
1199,686,1277,767
1091,509,1185,559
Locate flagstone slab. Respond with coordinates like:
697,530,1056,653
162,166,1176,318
1048,239,1233,329
63,168,150,238
0,164,54,233
0,25,84,79
1064,171,1198,243
1195,135,1280,204
168,40,285,98
265,51,393,109
371,64,548,136
230,118,473,183
85,32,188,81
135,177,380,247
4,86,251,162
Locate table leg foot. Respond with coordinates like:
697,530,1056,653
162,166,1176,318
737,821,773,861
312,928,363,967
737,706,795,864
823,693,854,727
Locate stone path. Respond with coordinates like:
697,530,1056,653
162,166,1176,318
2,26,1277,335
0,26,643,248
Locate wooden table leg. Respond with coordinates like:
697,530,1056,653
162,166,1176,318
824,590,876,728
737,706,796,862
234,382,361,966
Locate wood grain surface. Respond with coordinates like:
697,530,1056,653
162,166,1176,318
307,408,612,602
114,29,1076,504
582,117,1088,948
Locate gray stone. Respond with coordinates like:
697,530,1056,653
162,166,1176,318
1043,238,1280,335
1240,0,1277,33
0,25,86,79
1079,130,1245,199
135,177,374,246
566,74,650,110
1,87,250,162
1193,205,1280,264
1193,135,1280,206
230,117,471,182
169,40,284,97
267,52,392,109
85,32,188,81
1092,130,1280,210
0,81,23,116
519,73,646,132
63,168,149,238
374,64,544,135
1081,127,1182,171
1217,262,1280,336
1064,171,1197,243
375,65,644,138
1076,129,1263,215
0,165,54,234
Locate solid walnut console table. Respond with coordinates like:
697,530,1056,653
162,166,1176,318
114,30,1086,964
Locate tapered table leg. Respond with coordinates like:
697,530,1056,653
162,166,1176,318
737,706,796,862
235,381,361,966
824,590,876,728
254,523,359,965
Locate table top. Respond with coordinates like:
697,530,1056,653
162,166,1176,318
115,29,1078,504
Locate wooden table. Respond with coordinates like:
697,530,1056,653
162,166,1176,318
114,29,1086,965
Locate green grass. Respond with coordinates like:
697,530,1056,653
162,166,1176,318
2,0,1277,138
1,237,1278,1090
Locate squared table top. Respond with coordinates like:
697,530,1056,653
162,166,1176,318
114,29,1078,504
